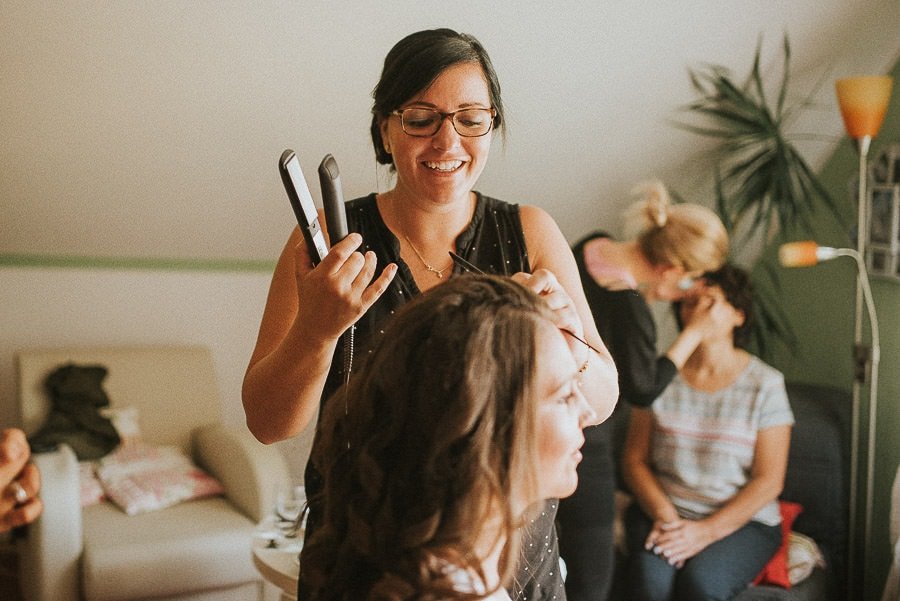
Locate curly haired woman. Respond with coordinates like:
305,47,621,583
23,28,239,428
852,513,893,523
300,275,614,600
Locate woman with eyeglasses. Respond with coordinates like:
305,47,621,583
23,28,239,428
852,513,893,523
557,181,731,601
243,28,618,600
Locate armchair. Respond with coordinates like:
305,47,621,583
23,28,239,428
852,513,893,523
15,345,292,601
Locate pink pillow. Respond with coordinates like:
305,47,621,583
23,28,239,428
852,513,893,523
97,442,224,516
79,461,105,507
753,500,803,588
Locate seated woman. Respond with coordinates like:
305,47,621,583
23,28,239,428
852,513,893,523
621,265,793,601
300,274,612,600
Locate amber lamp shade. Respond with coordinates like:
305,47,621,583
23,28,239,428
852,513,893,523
835,76,893,139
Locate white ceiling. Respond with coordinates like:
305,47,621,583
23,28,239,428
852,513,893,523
2,1,898,262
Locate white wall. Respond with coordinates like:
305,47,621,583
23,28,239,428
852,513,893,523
0,264,314,477
3,2,899,264
3,0,899,485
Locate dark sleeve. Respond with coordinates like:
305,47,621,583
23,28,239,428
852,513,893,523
572,232,678,407
574,234,678,407
628,357,677,407
510,501,565,600
601,292,677,407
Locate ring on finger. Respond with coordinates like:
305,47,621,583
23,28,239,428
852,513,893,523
8,480,28,505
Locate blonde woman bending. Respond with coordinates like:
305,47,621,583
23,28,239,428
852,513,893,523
558,181,732,601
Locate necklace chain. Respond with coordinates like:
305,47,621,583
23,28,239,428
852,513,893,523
404,235,453,279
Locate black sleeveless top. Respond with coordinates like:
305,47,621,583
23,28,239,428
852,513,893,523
322,191,530,392
301,192,567,601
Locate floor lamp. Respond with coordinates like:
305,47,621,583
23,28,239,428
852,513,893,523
835,75,893,598
779,241,881,599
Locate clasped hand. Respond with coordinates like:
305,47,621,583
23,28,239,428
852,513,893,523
644,518,716,568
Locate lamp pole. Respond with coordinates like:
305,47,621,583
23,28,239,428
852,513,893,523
848,134,868,600
835,75,892,600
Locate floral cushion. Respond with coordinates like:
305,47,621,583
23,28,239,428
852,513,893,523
787,531,826,585
79,461,105,507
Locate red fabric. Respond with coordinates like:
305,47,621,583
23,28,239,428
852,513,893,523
753,500,803,588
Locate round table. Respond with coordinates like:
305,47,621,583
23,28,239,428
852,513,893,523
252,538,300,601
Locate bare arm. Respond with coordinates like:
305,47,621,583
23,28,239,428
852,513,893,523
242,224,396,444
519,205,619,425
650,424,792,566
664,295,736,369
621,408,680,524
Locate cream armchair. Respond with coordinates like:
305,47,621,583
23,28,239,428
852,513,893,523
15,346,292,601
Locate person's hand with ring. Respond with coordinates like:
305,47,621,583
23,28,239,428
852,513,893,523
1,428,42,532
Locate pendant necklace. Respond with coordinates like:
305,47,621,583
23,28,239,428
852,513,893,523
404,235,454,279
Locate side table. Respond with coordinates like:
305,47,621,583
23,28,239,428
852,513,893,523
252,538,300,601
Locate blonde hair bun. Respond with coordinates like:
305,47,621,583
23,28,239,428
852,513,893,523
622,179,729,273
631,180,671,228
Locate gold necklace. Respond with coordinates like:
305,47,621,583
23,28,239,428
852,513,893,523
404,235,453,279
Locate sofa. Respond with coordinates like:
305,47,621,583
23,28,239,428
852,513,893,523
14,345,292,601
608,381,850,601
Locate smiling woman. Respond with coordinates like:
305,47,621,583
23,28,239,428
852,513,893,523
242,28,618,601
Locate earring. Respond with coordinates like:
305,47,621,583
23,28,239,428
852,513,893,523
677,276,696,291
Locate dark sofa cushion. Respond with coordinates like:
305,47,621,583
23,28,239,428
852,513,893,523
736,383,850,601
735,566,833,601
781,383,850,580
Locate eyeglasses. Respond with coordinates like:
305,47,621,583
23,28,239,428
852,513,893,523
448,252,604,357
392,107,496,138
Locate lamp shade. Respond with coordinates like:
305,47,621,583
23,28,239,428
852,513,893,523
835,76,893,139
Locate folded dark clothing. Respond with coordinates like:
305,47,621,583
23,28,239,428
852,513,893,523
28,363,120,460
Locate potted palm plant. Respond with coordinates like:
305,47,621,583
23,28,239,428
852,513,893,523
674,35,846,357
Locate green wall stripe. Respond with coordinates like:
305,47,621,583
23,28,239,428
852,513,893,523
0,253,276,273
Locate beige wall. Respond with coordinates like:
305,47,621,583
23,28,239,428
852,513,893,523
3,3,900,597
0,263,314,478
3,2,898,264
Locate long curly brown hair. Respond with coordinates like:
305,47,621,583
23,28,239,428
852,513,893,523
300,275,555,600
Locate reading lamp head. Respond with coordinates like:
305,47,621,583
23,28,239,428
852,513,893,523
779,241,844,267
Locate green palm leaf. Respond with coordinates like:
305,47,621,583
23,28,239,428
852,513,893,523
674,34,846,360
675,36,842,240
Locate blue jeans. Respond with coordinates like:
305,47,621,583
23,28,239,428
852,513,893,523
624,503,781,601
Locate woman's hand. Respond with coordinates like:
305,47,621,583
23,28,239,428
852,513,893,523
681,291,734,340
0,429,42,533
645,518,717,568
293,233,397,343
512,269,587,360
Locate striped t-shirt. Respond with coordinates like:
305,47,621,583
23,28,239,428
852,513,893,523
649,355,794,526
